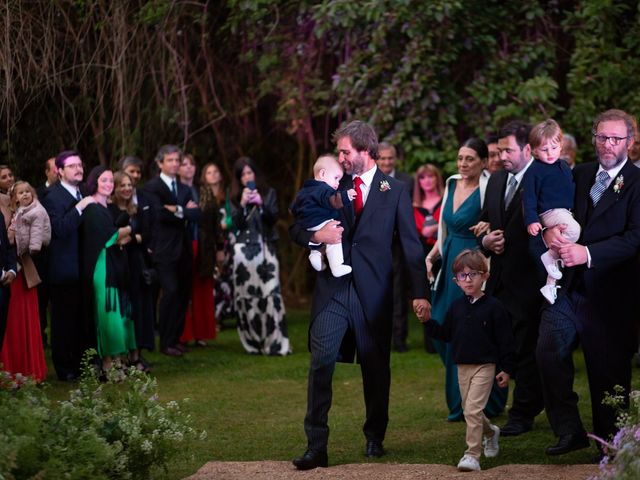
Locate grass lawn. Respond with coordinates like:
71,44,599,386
42,308,637,479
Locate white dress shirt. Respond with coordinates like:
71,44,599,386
353,165,378,206
159,172,183,218
505,157,534,202
60,180,84,215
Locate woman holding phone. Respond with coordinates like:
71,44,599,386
230,157,290,356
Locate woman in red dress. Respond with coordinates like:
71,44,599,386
413,164,444,256
180,161,223,347
1,181,50,382
412,165,444,354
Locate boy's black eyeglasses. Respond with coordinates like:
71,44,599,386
454,271,484,282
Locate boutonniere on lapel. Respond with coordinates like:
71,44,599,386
613,175,624,194
379,180,391,192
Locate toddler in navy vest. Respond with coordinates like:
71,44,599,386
522,119,580,304
290,155,356,277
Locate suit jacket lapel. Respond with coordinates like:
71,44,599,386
589,162,632,224
491,171,508,226
574,163,597,226
159,177,174,202
340,176,355,230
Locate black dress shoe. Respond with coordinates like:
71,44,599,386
292,449,328,470
365,440,385,458
545,432,589,455
161,347,183,357
500,420,533,437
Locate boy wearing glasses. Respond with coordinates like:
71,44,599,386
422,249,514,472
522,119,580,304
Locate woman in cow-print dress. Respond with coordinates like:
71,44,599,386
230,157,290,355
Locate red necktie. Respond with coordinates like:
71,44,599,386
354,176,364,216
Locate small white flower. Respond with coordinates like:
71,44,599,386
613,175,624,194
379,180,391,192
141,440,153,453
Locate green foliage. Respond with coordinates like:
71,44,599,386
309,0,562,172
136,0,173,25
564,0,640,159
0,353,204,479
0,372,50,479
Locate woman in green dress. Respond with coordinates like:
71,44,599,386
426,138,508,421
81,166,134,372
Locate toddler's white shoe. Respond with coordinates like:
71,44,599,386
457,454,481,472
540,284,560,304
329,264,352,277
483,424,500,458
308,250,325,271
541,251,563,280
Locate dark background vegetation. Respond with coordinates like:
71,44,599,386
3,0,640,301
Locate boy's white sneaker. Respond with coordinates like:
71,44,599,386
457,455,481,472
308,250,325,271
540,284,560,304
483,424,500,458
541,251,563,280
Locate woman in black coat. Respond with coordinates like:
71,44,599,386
230,157,289,356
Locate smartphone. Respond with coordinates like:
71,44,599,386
246,180,256,190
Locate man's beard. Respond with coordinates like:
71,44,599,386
597,148,627,170
505,151,526,174
348,152,365,175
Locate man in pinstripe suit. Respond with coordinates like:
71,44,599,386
290,121,430,469
539,109,640,458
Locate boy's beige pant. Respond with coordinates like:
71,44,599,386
458,363,496,459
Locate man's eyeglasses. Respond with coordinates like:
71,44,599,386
63,163,83,170
593,134,631,146
454,271,484,282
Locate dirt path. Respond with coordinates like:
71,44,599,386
186,461,597,480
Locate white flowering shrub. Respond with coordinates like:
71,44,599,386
0,353,206,479
589,386,640,480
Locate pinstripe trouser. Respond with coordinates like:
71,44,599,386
536,291,633,440
304,281,391,451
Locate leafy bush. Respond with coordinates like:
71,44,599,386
0,354,206,479
589,386,640,480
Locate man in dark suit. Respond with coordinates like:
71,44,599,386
144,145,200,357
0,210,17,350
479,121,545,437
538,109,640,456
290,121,430,470
42,151,96,381
376,142,415,352
36,157,58,199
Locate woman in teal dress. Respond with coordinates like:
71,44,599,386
81,166,135,372
425,138,508,421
